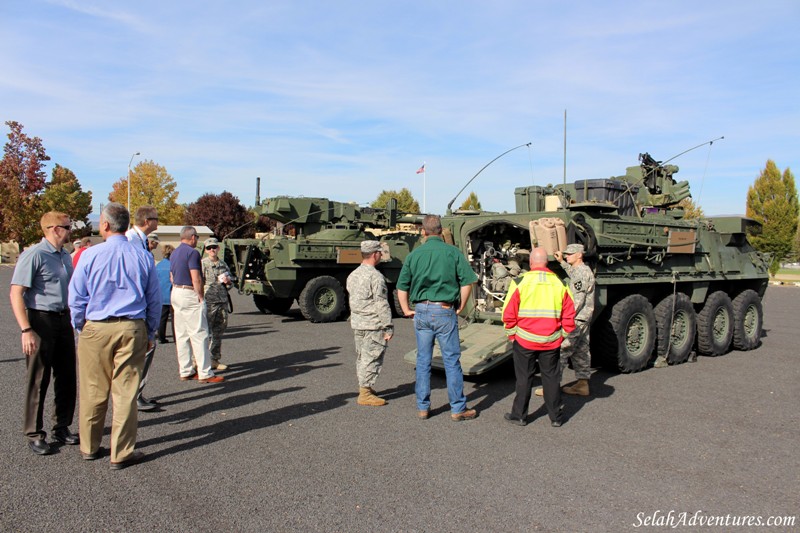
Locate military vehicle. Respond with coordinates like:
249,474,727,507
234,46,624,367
222,196,420,323
403,152,770,374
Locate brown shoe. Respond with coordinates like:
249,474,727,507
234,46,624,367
562,379,589,396
534,387,544,397
199,375,225,384
211,362,228,371
417,410,430,420
179,373,198,381
451,408,477,421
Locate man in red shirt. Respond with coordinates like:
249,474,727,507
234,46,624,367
501,247,575,427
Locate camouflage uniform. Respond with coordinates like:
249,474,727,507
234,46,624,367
346,263,393,388
559,261,595,380
202,257,232,363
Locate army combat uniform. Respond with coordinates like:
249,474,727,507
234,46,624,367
559,260,595,380
202,256,232,365
346,262,393,391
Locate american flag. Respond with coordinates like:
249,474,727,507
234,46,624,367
416,164,425,174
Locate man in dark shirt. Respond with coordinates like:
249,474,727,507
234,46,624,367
10,211,79,455
170,226,223,384
397,215,478,421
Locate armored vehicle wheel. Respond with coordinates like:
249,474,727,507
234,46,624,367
654,293,696,365
298,276,346,323
731,289,762,351
696,290,733,356
601,294,656,373
253,295,294,315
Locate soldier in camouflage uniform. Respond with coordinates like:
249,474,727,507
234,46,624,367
556,243,595,396
535,243,595,397
346,240,394,406
201,238,233,371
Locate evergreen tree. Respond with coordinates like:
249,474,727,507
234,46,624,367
746,160,799,275
459,191,482,211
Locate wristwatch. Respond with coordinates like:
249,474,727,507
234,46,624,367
21,327,32,333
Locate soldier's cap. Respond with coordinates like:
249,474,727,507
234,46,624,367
360,240,382,254
204,237,220,248
564,243,584,255
148,233,160,242
73,240,81,247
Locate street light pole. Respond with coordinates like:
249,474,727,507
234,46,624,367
128,152,140,212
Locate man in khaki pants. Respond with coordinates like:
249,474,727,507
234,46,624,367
68,203,161,470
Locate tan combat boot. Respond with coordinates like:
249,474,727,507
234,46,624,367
561,379,589,396
357,387,387,406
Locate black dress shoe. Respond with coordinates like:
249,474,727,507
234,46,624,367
51,428,80,445
504,413,527,426
110,450,145,470
158,338,169,343
139,395,159,406
137,399,157,412
551,419,563,427
82,447,104,461
29,439,54,455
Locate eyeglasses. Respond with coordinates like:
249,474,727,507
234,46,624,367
147,217,159,221
48,225,72,231
206,245,219,250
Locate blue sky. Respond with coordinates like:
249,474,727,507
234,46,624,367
1,1,798,216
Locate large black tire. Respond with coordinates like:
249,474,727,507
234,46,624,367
387,285,405,318
731,289,763,351
654,293,696,365
253,295,294,316
597,294,656,373
298,276,346,323
696,290,733,356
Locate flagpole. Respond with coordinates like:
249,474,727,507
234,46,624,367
423,161,426,213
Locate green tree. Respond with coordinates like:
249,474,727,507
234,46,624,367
746,160,799,275
370,188,420,213
459,191,482,211
108,160,184,224
40,164,93,236
0,121,50,245
677,197,704,219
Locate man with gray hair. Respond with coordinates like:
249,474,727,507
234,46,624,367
346,240,393,406
169,226,223,384
69,202,161,469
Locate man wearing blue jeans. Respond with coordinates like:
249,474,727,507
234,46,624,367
397,215,478,421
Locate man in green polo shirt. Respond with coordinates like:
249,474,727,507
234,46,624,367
397,215,479,421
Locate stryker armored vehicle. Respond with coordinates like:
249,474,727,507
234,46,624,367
222,196,420,323
403,152,770,374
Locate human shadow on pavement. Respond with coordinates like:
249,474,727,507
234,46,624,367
222,322,276,340
525,368,616,424
136,391,356,459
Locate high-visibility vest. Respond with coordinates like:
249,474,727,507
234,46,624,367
501,267,576,350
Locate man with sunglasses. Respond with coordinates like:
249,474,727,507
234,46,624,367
201,238,233,371
126,206,161,411
10,211,79,455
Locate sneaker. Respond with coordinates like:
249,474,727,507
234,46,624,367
199,375,225,384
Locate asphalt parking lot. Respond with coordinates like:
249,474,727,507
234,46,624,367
0,264,797,532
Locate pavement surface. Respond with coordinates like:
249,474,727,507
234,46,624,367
0,264,797,532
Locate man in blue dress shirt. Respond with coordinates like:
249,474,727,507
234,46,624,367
69,203,161,470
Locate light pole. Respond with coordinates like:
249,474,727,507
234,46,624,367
128,152,140,212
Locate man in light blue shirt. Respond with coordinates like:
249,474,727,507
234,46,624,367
68,202,160,470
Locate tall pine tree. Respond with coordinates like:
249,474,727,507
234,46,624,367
746,160,798,275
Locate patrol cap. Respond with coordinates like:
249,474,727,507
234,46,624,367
564,243,584,255
73,240,81,248
204,237,220,248
360,240,382,254
148,232,160,242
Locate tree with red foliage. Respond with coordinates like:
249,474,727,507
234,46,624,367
185,191,255,239
0,121,50,245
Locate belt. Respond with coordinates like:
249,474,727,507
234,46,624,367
174,285,195,290
29,308,69,316
414,301,455,307
91,316,134,323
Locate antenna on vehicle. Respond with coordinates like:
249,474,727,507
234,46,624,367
662,136,724,164
447,142,532,214
663,136,724,209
